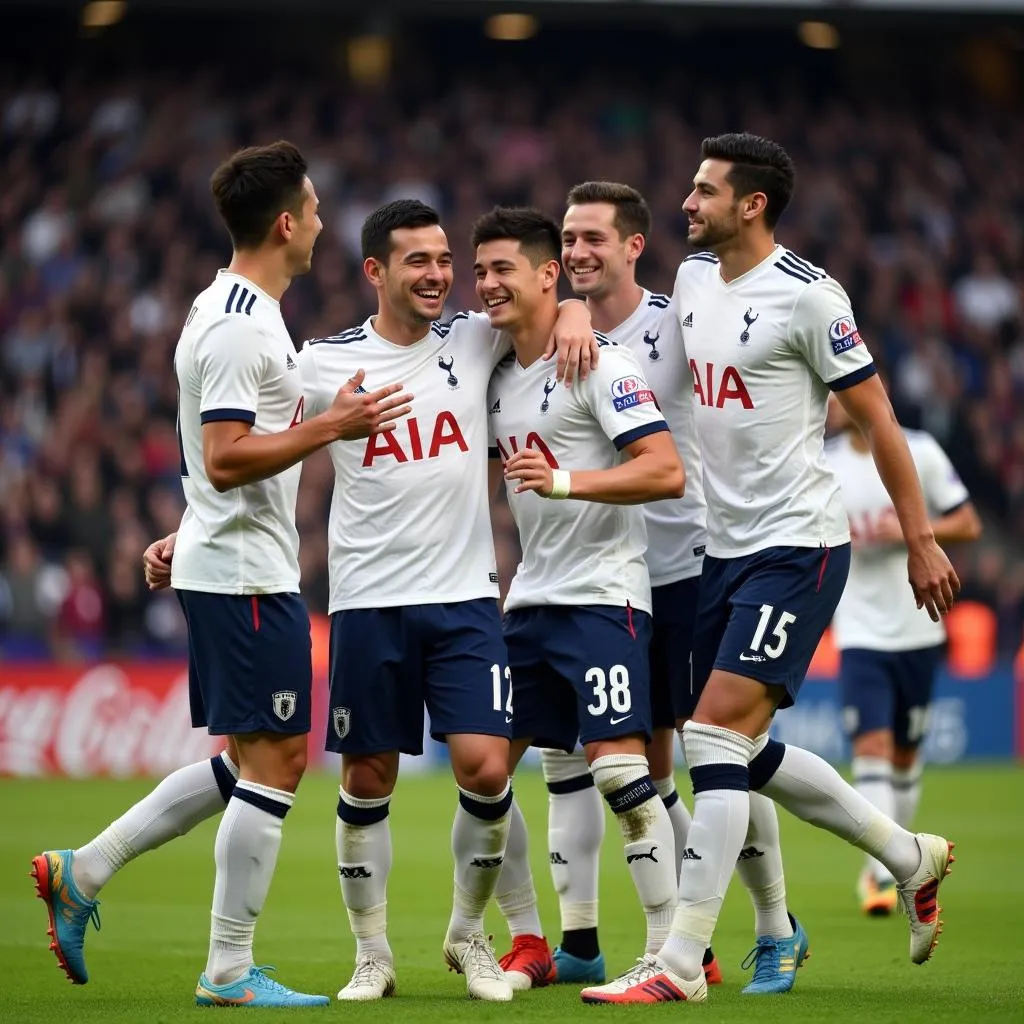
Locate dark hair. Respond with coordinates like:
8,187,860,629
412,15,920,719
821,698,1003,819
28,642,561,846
361,199,441,262
210,140,308,251
471,206,561,266
700,133,796,229
565,181,651,239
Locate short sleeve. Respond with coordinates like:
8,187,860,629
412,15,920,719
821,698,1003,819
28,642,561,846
916,434,970,515
581,346,669,450
195,318,266,424
790,278,876,391
296,342,328,419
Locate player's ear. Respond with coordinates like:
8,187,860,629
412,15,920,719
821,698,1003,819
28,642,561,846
363,256,385,288
542,258,560,290
275,209,294,243
626,232,645,264
743,191,768,224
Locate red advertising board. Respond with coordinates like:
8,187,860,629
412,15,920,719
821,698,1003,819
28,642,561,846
0,663,223,777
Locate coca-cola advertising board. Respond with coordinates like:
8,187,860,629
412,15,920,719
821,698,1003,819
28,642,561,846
0,663,223,777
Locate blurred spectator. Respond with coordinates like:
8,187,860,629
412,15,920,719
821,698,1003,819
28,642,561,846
0,15,1022,659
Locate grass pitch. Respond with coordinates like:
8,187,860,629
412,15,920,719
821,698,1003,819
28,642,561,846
1,764,1022,1022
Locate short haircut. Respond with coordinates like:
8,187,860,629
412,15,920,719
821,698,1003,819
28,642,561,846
700,133,796,229
361,199,441,263
210,140,308,251
565,181,651,239
471,206,561,266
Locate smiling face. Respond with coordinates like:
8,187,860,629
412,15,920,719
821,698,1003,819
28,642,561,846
368,224,453,325
561,201,643,299
474,238,559,330
681,158,748,250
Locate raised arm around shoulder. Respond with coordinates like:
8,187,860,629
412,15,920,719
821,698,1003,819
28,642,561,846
564,428,684,504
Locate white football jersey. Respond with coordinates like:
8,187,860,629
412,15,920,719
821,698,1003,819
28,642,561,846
675,245,876,558
299,313,508,612
607,289,707,586
828,430,970,651
489,343,668,615
172,270,304,594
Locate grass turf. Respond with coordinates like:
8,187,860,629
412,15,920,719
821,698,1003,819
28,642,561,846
1,764,1022,1022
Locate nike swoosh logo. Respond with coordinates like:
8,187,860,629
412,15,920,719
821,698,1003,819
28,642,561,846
609,715,632,725
505,715,512,723
198,987,256,1005
738,653,764,662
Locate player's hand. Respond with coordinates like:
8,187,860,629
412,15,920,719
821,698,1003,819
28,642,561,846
329,369,413,440
543,299,599,386
142,532,177,591
504,449,555,496
907,537,960,622
873,509,905,545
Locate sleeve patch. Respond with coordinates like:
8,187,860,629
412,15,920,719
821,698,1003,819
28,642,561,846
611,375,655,412
829,316,863,355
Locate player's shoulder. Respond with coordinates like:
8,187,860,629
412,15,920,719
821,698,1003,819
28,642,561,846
774,249,831,290
429,309,490,340
645,290,670,310
304,322,370,352
903,427,945,459
675,251,719,284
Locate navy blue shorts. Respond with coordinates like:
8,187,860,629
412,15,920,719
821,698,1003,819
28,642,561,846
840,645,943,748
691,544,851,710
177,590,312,736
650,576,701,727
503,604,652,752
326,598,511,755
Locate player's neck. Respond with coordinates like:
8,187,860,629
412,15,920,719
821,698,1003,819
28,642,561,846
713,232,777,284
226,253,290,302
371,308,431,347
509,306,558,368
847,428,870,454
585,281,644,334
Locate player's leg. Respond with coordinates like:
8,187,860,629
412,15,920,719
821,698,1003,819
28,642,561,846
742,558,953,965
326,607,417,1002
891,645,941,833
495,608,581,990
559,606,677,971
841,648,899,913
191,592,328,1007
428,600,516,1002
652,575,723,985
32,658,239,988
540,746,606,983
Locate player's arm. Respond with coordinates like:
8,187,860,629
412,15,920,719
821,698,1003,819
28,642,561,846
505,428,684,504
794,280,959,621
834,376,958,619
488,452,505,501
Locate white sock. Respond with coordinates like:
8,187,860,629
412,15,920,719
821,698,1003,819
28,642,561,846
852,756,897,884
337,786,393,963
74,752,238,899
543,748,604,931
660,722,754,981
736,791,792,939
653,775,691,884
448,781,512,943
760,743,921,881
495,798,543,938
592,754,677,956
893,758,923,829
205,780,293,985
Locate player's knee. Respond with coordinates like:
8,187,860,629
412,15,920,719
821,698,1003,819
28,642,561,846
681,720,754,794
342,754,398,800
540,747,589,787
852,729,894,761
452,747,510,797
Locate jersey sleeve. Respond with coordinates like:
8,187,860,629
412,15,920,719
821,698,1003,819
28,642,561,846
194,318,267,424
443,311,511,371
296,342,329,419
916,434,970,516
790,278,876,391
581,345,669,450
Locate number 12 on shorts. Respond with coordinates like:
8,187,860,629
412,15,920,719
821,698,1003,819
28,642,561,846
490,664,513,717
746,603,797,660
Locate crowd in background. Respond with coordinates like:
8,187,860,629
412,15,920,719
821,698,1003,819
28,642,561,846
1,23,1022,659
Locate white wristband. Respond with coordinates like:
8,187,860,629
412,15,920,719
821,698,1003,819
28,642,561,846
549,469,572,500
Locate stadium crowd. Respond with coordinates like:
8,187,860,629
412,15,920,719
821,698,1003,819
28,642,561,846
1,41,1022,659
